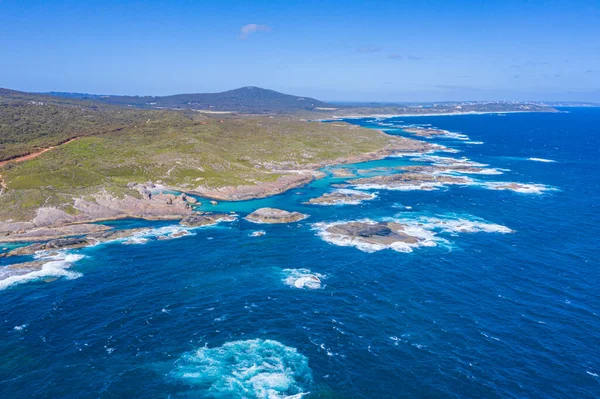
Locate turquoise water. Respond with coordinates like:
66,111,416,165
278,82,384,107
1,109,599,398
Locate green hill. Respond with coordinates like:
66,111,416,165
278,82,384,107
47,86,334,113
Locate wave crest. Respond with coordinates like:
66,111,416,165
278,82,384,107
0,251,84,290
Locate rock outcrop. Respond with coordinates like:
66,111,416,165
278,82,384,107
321,221,429,250
0,224,111,243
245,208,308,224
179,213,237,227
350,172,470,190
3,237,92,257
331,169,356,178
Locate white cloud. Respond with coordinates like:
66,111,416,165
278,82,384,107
238,24,272,40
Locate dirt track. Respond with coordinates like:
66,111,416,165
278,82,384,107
0,137,79,167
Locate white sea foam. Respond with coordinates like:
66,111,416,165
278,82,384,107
444,168,502,175
282,269,325,289
439,147,461,153
249,230,266,237
122,225,196,245
0,252,84,290
442,132,470,141
403,215,514,234
337,189,377,203
482,182,558,194
465,141,484,145
415,155,489,168
171,339,312,399
390,151,432,158
311,189,378,205
528,157,556,163
352,182,445,191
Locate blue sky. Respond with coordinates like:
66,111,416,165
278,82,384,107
0,0,599,101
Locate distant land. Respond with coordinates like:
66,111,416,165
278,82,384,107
45,86,332,113
0,85,559,243
42,86,559,115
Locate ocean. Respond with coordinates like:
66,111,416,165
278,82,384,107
1,108,599,398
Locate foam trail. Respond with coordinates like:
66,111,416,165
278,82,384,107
528,157,556,163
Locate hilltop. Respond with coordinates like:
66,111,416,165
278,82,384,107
46,86,334,113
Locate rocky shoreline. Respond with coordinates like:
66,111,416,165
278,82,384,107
183,134,433,201
0,132,436,242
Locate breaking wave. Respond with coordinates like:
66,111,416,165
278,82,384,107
122,225,195,245
283,269,325,289
482,182,558,194
171,339,313,399
0,251,84,290
399,215,514,234
528,157,556,163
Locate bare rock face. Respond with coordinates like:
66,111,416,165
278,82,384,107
0,224,111,243
32,208,76,227
245,208,308,224
179,213,237,227
4,237,92,257
325,221,421,246
73,192,194,221
331,169,356,178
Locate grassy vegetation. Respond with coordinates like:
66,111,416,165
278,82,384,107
0,108,393,221
0,89,161,161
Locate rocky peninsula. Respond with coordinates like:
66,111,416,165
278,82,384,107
401,127,452,138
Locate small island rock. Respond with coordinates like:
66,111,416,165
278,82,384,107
245,208,308,224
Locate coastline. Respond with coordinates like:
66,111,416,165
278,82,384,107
326,109,561,120
0,131,436,243
183,133,433,201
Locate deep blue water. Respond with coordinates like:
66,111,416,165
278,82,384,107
1,108,599,398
